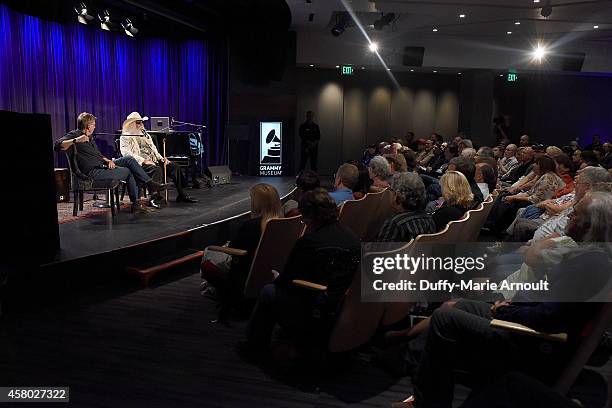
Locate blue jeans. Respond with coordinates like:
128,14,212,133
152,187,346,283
87,156,152,202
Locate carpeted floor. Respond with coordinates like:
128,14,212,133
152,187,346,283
56,193,132,224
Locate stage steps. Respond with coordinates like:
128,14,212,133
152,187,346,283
125,249,204,286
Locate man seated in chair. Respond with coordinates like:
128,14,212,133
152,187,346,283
55,112,168,214
120,112,197,207
244,188,360,354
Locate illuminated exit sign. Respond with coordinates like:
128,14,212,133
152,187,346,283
507,72,518,82
341,65,354,75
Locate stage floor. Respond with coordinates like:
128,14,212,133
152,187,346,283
53,177,296,264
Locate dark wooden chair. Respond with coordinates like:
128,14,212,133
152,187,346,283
64,144,121,217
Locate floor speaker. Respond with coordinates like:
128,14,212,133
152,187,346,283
54,168,70,203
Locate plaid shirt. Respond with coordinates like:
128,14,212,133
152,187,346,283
376,211,436,242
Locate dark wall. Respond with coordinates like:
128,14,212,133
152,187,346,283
296,69,460,175
495,73,612,147
228,32,297,176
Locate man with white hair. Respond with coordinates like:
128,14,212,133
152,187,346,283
460,147,476,160
120,112,197,206
498,144,518,177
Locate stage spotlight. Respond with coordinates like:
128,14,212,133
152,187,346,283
98,9,111,31
331,12,351,37
121,18,138,37
74,2,93,25
531,43,548,62
373,12,395,31
369,42,378,52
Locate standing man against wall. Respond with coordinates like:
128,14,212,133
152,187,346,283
299,110,320,172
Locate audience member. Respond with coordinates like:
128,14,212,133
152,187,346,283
448,157,484,205
519,134,531,147
498,144,519,178
284,170,320,216
368,155,392,192
329,163,359,205
476,146,495,159
475,163,496,200
201,183,283,320
352,162,372,200
432,171,473,231
580,150,600,169
460,147,476,160
386,153,408,173
376,173,436,242
245,188,359,351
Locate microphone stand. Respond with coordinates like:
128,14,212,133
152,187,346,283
170,118,207,184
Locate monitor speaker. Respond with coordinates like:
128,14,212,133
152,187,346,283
208,166,232,185
560,52,585,72
402,46,425,67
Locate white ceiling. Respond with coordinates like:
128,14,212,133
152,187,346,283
287,0,612,72
288,0,612,39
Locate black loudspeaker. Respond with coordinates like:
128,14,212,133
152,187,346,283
1,110,59,264
560,52,586,72
402,46,425,67
54,168,70,203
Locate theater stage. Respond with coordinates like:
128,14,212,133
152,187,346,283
49,176,296,266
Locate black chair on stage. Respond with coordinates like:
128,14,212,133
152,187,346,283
65,144,122,217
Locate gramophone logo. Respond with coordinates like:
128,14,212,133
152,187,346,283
259,122,283,175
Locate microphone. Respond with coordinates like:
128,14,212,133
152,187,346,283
171,117,175,127
141,128,152,139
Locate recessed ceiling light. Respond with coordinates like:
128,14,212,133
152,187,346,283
361,66,365,69
533,0,540,2
500,74,503,77
369,42,378,52
593,25,599,29
387,68,391,71
309,64,314,67
458,72,462,75
432,28,438,32
515,21,521,25
433,70,437,73
335,65,340,68
459,14,466,18
507,31,512,34
410,69,414,72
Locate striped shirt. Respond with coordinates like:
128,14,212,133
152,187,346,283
376,211,437,242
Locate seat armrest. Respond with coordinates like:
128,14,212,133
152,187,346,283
490,319,567,342
292,279,328,292
206,245,247,257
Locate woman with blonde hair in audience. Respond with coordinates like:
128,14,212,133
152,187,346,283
368,155,392,192
545,145,564,158
433,171,474,231
201,183,283,321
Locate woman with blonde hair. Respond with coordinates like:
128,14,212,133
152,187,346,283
201,183,282,320
433,171,474,231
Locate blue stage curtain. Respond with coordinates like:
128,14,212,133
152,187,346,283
0,4,228,166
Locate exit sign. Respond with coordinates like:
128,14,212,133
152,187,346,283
341,65,354,75
507,72,518,82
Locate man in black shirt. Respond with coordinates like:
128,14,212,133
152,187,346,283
55,112,168,213
298,111,320,172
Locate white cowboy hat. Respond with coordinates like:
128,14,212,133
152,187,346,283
122,111,149,130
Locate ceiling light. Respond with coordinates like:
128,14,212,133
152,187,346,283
98,9,111,31
500,74,503,77
533,0,540,2
309,64,314,67
515,21,521,25
458,72,462,75
369,42,379,52
387,68,391,71
410,69,414,72
433,70,437,73
432,28,438,32
335,65,340,68
593,25,599,29
331,12,351,37
361,66,365,70
459,14,466,18
373,12,396,31
121,18,138,37
531,43,548,63
507,31,512,34
74,3,93,25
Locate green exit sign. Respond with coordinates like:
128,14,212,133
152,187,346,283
341,65,354,75
507,72,518,82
